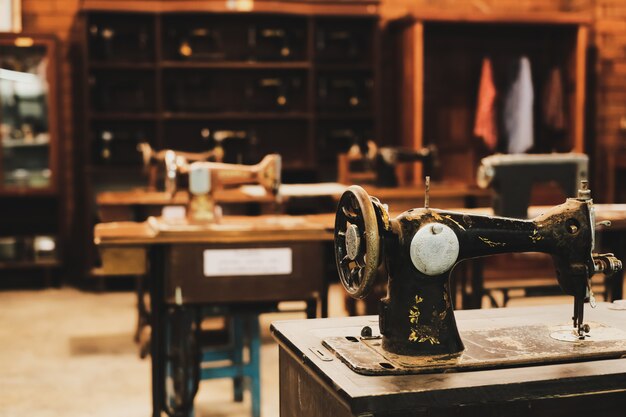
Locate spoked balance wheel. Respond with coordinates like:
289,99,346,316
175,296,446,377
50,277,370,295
334,185,382,300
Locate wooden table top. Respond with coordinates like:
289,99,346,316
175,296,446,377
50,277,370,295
271,303,626,412
95,214,335,245
94,204,626,246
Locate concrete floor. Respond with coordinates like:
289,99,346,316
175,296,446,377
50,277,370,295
0,287,350,417
0,285,599,417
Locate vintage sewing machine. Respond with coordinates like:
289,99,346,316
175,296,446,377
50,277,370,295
183,154,282,223
137,141,225,195
326,181,622,372
477,153,588,218
338,140,438,187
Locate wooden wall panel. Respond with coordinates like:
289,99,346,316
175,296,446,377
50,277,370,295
593,0,626,201
381,0,594,21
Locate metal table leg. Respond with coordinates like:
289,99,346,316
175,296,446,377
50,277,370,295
150,245,166,417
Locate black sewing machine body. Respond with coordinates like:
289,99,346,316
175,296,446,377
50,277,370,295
380,202,593,355
333,185,621,362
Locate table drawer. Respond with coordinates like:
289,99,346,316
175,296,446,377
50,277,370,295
164,242,325,304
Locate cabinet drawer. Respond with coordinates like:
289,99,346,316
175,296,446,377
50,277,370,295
164,242,325,304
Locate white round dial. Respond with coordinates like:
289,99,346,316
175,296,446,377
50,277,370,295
409,222,459,276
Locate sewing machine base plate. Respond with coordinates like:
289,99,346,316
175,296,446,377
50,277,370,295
322,321,626,375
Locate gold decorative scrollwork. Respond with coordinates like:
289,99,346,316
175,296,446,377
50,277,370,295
408,288,450,345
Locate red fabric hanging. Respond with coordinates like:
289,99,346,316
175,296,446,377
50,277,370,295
542,67,566,131
473,58,498,151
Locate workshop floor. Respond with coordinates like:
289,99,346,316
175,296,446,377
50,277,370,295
0,285,601,417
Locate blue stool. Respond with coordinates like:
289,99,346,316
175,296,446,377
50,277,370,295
164,307,262,417
199,312,261,417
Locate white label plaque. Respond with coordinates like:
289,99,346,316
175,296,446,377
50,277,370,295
203,248,292,277
161,205,186,220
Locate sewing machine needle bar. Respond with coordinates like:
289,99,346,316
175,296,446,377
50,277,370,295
424,176,430,209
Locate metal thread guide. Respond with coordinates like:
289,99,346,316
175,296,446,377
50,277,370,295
424,176,430,209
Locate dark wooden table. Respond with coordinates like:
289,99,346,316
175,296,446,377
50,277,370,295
272,304,626,417
95,215,333,417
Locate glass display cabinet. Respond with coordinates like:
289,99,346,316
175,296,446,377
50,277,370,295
0,35,58,193
0,34,62,285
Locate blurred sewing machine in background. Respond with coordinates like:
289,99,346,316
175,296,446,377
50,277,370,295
137,141,224,195
474,153,595,307
129,151,283,229
136,126,261,192
338,140,438,187
477,153,589,218
180,154,282,224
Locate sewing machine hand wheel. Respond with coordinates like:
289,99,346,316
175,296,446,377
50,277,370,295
335,185,381,299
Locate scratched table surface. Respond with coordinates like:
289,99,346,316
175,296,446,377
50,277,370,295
272,303,626,415
323,310,626,375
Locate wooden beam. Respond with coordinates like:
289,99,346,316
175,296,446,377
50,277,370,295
406,10,592,26
82,0,380,15
574,25,588,153
412,22,424,183
399,21,424,184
